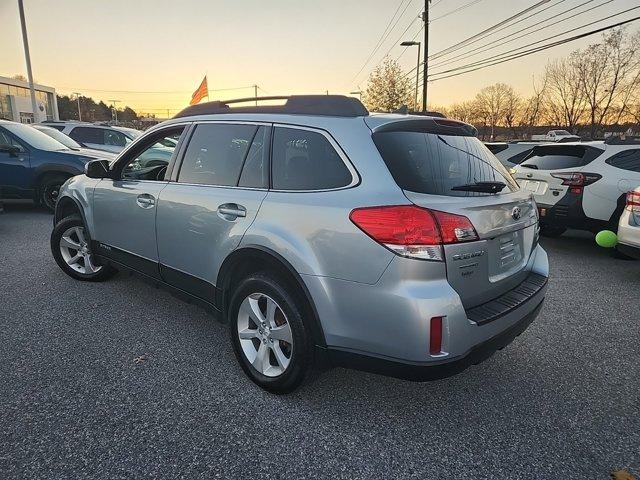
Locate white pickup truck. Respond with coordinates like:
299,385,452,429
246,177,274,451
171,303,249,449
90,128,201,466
531,130,581,142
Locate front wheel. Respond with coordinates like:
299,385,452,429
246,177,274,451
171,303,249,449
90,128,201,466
228,273,314,394
51,215,116,281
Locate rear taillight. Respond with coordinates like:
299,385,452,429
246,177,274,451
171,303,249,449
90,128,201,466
550,172,601,194
349,205,478,261
626,191,640,212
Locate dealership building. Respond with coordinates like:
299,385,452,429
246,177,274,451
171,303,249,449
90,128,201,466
0,75,59,123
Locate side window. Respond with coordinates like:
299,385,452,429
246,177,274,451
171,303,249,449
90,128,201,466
177,123,257,186
0,130,24,151
605,149,640,173
271,127,352,190
104,129,127,147
121,127,185,181
69,127,103,144
238,126,269,189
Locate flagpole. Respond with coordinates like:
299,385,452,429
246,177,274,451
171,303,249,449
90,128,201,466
206,73,209,100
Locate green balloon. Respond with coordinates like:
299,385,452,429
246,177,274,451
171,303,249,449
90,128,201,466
595,230,618,248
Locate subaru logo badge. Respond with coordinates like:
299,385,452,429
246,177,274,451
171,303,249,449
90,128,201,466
512,206,522,220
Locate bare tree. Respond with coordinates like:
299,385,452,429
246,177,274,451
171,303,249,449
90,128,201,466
363,59,413,112
474,83,512,140
574,28,640,137
544,56,586,129
448,101,477,123
502,85,521,138
519,76,547,137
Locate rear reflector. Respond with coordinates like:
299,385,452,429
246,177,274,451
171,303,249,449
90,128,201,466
349,205,478,261
429,317,443,355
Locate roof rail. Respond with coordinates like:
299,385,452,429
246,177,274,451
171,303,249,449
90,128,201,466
604,135,640,145
173,95,369,119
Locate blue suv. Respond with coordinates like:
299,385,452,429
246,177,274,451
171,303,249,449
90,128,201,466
0,120,111,211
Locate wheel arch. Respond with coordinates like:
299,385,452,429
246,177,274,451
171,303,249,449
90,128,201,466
217,246,327,347
54,195,89,233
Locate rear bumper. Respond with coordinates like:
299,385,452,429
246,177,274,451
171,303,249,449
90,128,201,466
326,299,544,381
538,192,606,232
617,242,640,259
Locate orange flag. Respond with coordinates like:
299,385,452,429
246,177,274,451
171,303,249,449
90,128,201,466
190,76,208,105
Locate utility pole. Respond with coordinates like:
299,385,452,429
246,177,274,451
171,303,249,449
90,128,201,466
108,99,121,123
73,92,82,121
254,85,258,106
422,0,430,112
17,0,38,123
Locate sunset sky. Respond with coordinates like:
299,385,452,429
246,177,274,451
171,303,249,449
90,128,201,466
1,0,639,116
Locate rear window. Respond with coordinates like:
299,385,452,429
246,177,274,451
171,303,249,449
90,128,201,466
372,131,518,197
485,143,508,154
520,145,602,170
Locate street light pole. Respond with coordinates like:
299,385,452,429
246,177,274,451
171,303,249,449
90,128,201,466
400,41,421,112
73,92,82,121
17,0,38,123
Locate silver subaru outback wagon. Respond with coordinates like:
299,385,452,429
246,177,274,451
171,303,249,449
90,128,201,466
51,95,549,393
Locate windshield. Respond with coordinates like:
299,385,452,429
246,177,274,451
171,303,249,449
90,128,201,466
33,126,82,149
373,131,519,197
4,122,69,151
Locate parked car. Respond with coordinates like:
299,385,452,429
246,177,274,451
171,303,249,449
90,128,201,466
51,95,549,393
43,121,142,153
511,138,640,237
616,188,640,259
0,120,111,211
33,124,116,159
485,141,544,167
531,130,581,142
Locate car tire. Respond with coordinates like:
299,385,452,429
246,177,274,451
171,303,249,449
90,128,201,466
39,174,69,212
228,273,315,394
51,215,116,282
540,225,566,238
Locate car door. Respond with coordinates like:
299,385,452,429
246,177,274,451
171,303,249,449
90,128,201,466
156,122,269,300
91,124,188,278
0,127,31,196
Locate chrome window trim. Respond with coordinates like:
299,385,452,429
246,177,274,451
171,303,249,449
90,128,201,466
270,123,360,193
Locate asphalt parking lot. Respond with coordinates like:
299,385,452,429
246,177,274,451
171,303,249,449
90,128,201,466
1,202,638,480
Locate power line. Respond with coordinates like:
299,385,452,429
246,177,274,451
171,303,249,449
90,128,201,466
429,0,554,60
427,14,640,81
430,0,612,69
429,5,640,77
349,0,412,84
430,0,483,22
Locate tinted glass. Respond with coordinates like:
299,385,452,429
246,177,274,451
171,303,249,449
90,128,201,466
507,149,534,165
104,130,127,147
520,145,601,170
2,122,68,151
178,123,257,186
605,149,640,172
0,129,25,151
373,131,518,196
485,143,508,154
272,127,351,190
69,127,103,144
238,126,269,188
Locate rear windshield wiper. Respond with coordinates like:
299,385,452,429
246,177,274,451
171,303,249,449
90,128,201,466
451,181,506,193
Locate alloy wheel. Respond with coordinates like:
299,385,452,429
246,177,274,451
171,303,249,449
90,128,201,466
59,226,102,275
237,293,293,377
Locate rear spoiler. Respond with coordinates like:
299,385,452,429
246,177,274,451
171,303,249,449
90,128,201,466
371,118,478,137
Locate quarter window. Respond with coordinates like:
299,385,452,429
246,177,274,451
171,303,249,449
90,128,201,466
271,127,352,190
178,123,257,186
605,149,640,172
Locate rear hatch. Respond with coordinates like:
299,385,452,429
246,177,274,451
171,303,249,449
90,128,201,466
512,144,604,206
371,118,539,308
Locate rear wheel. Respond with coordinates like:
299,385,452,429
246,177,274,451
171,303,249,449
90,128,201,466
228,273,314,394
51,215,116,281
540,225,566,238
39,174,69,212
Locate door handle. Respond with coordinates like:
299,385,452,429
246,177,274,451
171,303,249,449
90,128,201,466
217,203,247,220
136,193,156,209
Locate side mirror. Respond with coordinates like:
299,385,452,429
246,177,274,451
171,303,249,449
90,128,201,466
0,145,21,157
85,159,111,179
